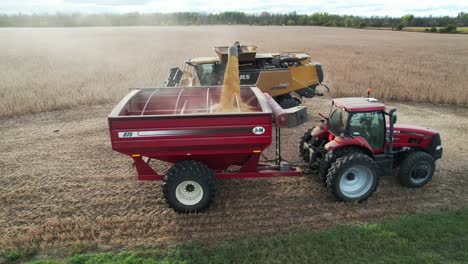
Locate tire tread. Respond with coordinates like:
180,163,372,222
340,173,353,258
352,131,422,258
398,151,435,188
162,160,216,213
326,153,379,202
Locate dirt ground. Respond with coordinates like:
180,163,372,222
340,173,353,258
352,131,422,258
1,96,467,254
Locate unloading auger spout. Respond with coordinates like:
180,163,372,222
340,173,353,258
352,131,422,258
213,44,253,113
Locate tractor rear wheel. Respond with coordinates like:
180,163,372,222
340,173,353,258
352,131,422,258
399,151,435,188
326,153,379,202
163,160,216,213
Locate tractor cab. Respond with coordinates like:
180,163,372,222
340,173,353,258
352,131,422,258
327,97,387,152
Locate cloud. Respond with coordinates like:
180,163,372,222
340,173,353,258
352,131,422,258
0,0,466,17
65,0,151,4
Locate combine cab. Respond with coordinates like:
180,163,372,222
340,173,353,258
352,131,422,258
165,42,327,109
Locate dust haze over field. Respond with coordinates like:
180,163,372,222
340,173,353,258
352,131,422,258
1,26,468,254
1,26,468,117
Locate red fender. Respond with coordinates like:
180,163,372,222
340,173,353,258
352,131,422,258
311,122,329,138
324,136,374,154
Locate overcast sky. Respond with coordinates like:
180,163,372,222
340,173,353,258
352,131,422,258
1,0,467,17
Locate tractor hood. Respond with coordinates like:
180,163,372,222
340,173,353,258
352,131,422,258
389,124,438,136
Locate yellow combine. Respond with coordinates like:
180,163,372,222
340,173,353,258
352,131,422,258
165,42,328,108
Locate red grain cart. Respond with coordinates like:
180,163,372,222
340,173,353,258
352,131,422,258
108,86,307,212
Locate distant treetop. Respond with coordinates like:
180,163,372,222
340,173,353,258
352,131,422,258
0,11,467,28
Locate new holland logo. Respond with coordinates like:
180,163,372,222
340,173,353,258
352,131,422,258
252,126,265,135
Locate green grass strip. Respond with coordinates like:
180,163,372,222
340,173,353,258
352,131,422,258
20,209,468,264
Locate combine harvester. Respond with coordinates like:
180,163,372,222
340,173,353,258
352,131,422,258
164,42,328,108
109,44,443,213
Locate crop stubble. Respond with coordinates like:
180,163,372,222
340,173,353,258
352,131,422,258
0,97,467,252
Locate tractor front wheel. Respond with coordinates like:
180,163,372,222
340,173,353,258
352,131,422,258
299,129,325,170
326,153,379,202
163,160,216,213
399,151,435,188
319,147,362,186
299,129,313,162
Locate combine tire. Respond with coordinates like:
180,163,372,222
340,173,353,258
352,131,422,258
399,151,435,188
326,153,379,202
163,160,216,213
279,97,301,109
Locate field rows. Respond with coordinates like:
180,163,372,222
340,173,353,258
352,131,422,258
1,26,468,118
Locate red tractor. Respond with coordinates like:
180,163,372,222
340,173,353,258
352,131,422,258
300,97,443,202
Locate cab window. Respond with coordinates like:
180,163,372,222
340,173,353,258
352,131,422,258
348,111,385,150
328,105,348,135
194,63,225,85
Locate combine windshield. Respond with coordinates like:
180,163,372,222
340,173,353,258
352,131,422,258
193,63,225,85
328,105,348,135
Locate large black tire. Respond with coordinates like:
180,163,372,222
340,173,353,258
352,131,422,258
299,129,313,162
300,129,326,172
279,97,301,109
163,160,216,213
326,153,379,202
295,86,317,98
319,147,362,186
399,151,435,188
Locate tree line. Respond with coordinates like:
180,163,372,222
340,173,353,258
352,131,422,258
0,11,467,28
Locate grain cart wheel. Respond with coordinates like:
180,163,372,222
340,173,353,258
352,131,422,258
326,153,379,202
163,160,216,213
399,151,435,188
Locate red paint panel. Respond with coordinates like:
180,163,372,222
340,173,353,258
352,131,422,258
108,86,303,179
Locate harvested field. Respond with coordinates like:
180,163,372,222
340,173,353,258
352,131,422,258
1,26,468,117
1,97,467,253
1,26,468,255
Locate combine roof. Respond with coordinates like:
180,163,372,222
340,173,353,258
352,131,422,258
187,57,219,65
333,97,386,112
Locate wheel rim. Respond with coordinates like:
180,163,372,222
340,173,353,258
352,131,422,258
339,165,374,198
175,181,204,206
410,162,431,184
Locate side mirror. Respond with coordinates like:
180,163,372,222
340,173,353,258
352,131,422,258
388,108,397,124
392,113,397,124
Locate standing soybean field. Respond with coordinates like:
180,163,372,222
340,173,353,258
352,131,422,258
0,26,468,118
